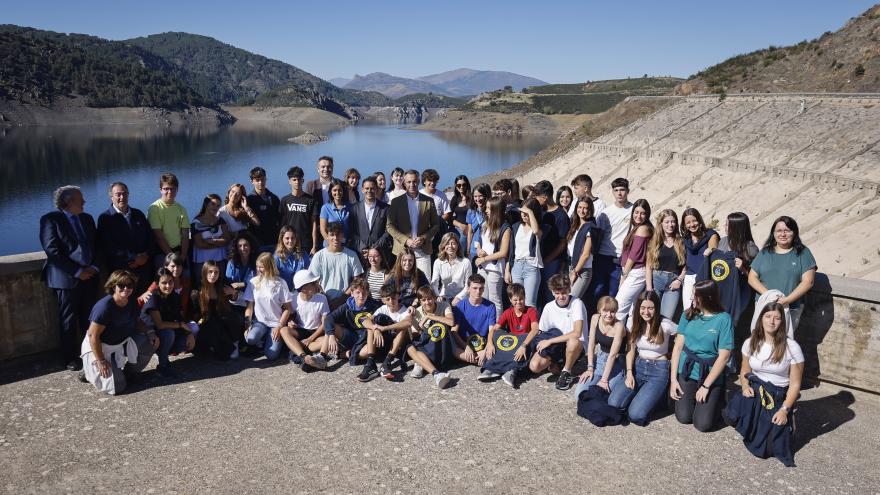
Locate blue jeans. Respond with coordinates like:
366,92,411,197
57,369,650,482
608,357,671,426
511,259,541,308
573,349,624,398
156,328,189,367
245,320,284,360
652,270,681,320
587,254,621,313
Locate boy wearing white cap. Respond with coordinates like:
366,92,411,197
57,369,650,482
280,270,330,368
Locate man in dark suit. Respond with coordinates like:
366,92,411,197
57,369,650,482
39,185,99,371
348,175,391,263
97,182,153,292
386,169,439,280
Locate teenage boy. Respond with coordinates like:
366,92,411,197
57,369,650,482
247,166,281,253
309,276,380,376
533,180,569,306
480,283,539,387
280,166,319,256
148,172,190,269
588,178,633,309
493,178,521,227
452,274,497,367
308,222,363,308
420,168,452,224
281,270,329,368
529,274,587,391
406,285,454,389
363,282,412,379
568,174,607,218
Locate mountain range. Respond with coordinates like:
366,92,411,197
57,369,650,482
339,69,548,98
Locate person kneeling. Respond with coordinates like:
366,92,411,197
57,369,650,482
722,302,802,467
406,286,455,388
141,267,197,379
81,270,159,395
529,274,586,390
313,276,381,379
480,283,538,387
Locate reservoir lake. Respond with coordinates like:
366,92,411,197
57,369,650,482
0,122,553,256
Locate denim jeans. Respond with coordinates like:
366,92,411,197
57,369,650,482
540,258,563,306
156,328,190,366
652,270,682,320
511,259,541,308
608,357,671,426
245,320,284,360
573,349,623,398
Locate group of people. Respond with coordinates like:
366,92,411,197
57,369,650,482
40,155,818,466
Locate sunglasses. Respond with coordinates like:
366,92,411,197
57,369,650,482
456,183,466,188
116,283,134,290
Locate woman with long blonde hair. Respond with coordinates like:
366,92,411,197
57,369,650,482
645,209,686,321
243,252,293,359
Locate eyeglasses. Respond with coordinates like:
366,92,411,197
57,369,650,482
116,283,134,290
456,183,466,188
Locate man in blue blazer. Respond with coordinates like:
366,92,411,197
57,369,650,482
39,186,99,371
97,182,153,291
347,176,391,264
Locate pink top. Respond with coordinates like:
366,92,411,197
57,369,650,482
621,235,649,269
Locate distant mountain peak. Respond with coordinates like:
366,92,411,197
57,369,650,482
340,68,548,98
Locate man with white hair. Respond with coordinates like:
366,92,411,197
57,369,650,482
40,185,99,371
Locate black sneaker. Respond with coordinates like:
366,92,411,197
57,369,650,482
357,359,380,382
379,361,394,380
555,370,573,390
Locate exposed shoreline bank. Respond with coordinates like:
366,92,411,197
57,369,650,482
414,109,590,136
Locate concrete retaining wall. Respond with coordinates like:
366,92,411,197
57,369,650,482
2,252,878,392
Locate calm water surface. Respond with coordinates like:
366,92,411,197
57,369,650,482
0,122,552,255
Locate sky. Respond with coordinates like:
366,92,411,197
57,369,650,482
2,0,876,83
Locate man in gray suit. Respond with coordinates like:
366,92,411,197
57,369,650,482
39,185,99,371
348,175,391,264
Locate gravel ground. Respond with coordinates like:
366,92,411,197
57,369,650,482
1,355,878,494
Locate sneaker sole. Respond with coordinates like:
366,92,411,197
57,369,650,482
436,376,451,389
358,371,380,383
304,357,327,370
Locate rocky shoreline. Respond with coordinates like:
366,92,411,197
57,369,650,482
414,110,589,136
0,97,234,127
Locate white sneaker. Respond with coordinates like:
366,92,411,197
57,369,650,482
478,369,500,381
434,371,451,389
410,364,425,379
502,370,516,387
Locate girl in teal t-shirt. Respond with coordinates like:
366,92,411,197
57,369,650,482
670,280,733,432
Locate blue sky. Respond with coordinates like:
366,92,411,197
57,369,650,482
2,0,875,83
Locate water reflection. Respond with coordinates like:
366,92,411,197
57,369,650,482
0,122,552,255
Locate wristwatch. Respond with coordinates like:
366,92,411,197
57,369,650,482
780,404,790,412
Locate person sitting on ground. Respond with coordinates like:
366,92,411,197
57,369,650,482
670,279,733,432
365,247,389,301
274,226,310,291
312,276,381,376
406,285,454,389
81,270,159,395
191,260,241,360
529,274,587,391
480,283,539,387
432,232,471,304
281,270,330,370
308,222,364,308
723,302,803,467
385,247,429,307
451,274,497,368
243,252,293,360
139,252,193,321
363,282,412,380
141,267,197,379
607,290,677,426
573,296,626,398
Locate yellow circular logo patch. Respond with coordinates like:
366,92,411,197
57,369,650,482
496,334,519,352
710,259,730,282
468,334,486,351
428,323,447,342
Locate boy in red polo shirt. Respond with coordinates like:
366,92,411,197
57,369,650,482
479,283,539,387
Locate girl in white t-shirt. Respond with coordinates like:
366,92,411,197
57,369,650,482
739,302,804,414
725,302,804,466
243,252,293,360
280,270,330,367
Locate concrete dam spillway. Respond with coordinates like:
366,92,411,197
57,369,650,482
520,94,880,281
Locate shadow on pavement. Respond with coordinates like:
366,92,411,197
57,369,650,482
792,390,856,453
